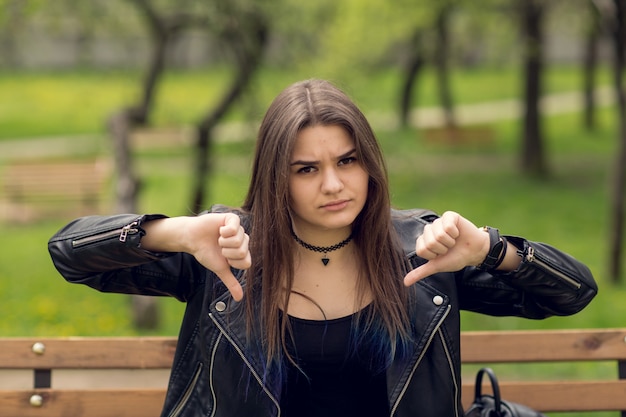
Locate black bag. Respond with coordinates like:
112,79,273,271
464,367,547,417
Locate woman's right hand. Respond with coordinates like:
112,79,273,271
142,213,250,301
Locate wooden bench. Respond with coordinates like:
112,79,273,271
1,158,110,222
0,337,175,417
0,329,625,417
461,329,626,416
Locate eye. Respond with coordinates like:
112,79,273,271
296,165,316,174
338,156,357,166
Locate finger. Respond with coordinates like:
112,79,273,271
222,234,252,270
429,225,457,249
403,262,438,286
219,228,245,249
219,213,241,238
415,236,441,260
226,252,252,271
416,225,453,259
219,214,246,249
417,231,450,257
439,211,461,239
213,268,244,302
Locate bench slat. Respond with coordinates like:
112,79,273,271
0,389,166,417
461,380,626,412
0,337,176,369
3,382,625,416
461,328,626,362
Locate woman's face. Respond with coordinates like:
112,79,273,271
288,124,369,238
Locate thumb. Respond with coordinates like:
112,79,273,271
213,267,244,302
403,261,438,287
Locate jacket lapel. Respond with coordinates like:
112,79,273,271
386,279,451,408
208,289,284,404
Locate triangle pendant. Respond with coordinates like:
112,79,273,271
321,257,329,266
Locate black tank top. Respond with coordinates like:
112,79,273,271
281,310,389,417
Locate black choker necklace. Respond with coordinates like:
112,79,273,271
291,230,353,266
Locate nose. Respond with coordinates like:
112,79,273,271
321,168,344,194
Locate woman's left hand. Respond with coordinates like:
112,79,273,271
403,211,489,286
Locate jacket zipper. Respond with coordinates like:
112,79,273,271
168,362,204,417
438,329,461,417
71,221,140,248
390,304,452,416
209,313,281,417
525,246,582,290
208,334,222,417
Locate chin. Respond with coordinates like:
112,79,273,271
323,213,359,230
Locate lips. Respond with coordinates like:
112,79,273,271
321,199,349,211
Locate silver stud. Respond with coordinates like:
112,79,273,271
30,394,43,407
32,342,46,355
432,295,444,306
215,301,226,312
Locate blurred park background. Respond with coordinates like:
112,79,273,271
0,2,625,412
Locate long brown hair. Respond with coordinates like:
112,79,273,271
242,79,411,368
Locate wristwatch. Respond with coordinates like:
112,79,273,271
477,226,507,271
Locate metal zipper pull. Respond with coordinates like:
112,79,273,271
525,246,582,289
119,221,139,243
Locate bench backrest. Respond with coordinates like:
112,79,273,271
1,329,625,417
1,158,110,222
0,337,175,417
461,328,626,415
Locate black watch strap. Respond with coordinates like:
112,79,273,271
477,226,506,271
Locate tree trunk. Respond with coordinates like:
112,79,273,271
434,3,456,128
399,29,425,128
583,0,601,130
107,111,140,214
193,125,210,214
520,0,548,177
109,0,187,330
608,0,626,283
191,15,268,213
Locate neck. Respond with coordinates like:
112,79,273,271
291,229,353,266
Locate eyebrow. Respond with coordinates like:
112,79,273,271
290,148,357,166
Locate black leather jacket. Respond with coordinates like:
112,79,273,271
48,208,597,417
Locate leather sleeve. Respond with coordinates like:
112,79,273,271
457,235,598,318
393,208,598,319
47,214,210,302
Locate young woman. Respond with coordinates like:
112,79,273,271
48,79,597,417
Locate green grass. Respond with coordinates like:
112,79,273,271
0,65,613,139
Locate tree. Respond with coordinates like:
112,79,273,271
399,28,426,128
433,2,457,128
108,0,213,215
399,1,458,129
583,0,604,130
190,1,269,213
0,0,27,68
605,0,626,282
105,0,272,326
107,0,214,329
518,0,549,177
